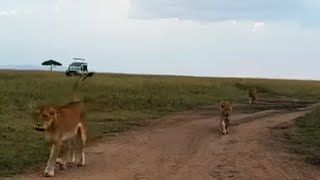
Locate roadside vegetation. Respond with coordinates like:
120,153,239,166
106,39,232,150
289,106,320,166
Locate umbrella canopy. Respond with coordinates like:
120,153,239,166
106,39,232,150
41,60,62,66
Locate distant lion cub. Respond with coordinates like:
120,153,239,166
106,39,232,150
219,100,233,135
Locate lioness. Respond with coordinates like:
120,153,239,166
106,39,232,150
219,100,233,135
34,74,92,177
248,88,257,105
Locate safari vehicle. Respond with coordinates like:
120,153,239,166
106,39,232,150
65,58,90,76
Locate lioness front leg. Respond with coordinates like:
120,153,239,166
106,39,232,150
220,118,227,135
44,143,61,177
225,118,230,134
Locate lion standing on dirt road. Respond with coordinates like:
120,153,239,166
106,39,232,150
34,73,92,177
219,100,233,135
249,88,257,105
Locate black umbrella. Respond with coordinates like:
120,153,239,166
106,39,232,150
41,60,62,71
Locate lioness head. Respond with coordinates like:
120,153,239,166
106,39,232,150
34,105,59,131
249,88,257,96
220,100,233,117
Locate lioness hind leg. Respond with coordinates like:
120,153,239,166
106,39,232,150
56,157,67,170
58,140,75,169
69,139,77,164
79,135,87,166
75,125,87,166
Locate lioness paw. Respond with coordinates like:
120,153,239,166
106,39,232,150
43,170,54,177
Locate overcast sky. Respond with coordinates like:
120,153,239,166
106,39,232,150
0,0,320,79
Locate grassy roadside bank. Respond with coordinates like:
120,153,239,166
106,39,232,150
289,106,320,166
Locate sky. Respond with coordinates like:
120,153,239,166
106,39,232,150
0,0,320,80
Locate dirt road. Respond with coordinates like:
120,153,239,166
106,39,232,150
9,99,320,180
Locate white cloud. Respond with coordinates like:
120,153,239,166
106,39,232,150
0,9,17,16
249,21,265,32
231,20,238,25
130,0,320,27
53,0,131,20
0,1,320,79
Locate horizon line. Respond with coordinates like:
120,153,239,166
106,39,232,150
0,68,319,82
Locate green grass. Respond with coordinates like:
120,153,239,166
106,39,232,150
1,70,320,176
290,107,320,156
235,78,320,99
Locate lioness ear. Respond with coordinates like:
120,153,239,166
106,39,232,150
48,110,58,120
52,105,60,112
50,106,60,118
